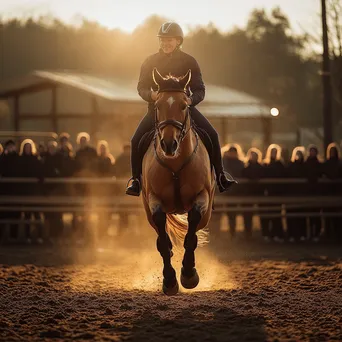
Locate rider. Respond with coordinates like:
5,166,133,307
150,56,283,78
126,22,236,196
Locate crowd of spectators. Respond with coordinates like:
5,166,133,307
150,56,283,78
0,132,341,245
222,142,342,243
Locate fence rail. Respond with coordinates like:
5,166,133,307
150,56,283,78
0,177,341,215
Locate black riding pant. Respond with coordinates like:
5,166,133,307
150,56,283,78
130,107,224,179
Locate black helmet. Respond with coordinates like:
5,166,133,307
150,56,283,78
157,22,184,43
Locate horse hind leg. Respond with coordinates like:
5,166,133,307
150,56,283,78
152,205,179,296
181,191,209,289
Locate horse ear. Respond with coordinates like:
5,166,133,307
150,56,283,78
179,69,191,90
152,68,164,87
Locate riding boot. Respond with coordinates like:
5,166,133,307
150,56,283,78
126,112,154,197
126,150,142,197
213,148,237,193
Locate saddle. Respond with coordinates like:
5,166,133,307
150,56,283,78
138,124,214,167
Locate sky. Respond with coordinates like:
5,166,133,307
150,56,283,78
0,0,320,35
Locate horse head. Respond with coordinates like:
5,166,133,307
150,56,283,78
152,68,192,157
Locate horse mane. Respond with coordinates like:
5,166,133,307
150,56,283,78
157,74,185,92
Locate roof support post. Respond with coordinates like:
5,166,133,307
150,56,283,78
262,117,272,151
91,96,99,143
14,95,20,131
51,86,58,133
220,117,228,145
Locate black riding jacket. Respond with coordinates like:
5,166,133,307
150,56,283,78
137,48,205,110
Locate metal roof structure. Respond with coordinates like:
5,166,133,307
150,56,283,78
0,70,271,118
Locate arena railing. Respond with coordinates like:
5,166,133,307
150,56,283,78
0,177,341,218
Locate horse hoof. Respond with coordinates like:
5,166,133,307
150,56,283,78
180,267,200,289
162,279,179,296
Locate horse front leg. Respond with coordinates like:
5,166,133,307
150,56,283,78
151,202,179,296
181,190,209,289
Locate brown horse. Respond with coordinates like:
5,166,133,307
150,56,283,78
141,68,216,295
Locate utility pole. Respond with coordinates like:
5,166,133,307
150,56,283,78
321,0,333,155
0,19,3,83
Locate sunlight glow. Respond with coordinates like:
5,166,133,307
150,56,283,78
68,247,239,294
0,0,317,35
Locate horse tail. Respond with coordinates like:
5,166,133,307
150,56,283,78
166,214,209,249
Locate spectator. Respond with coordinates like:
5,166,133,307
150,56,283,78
262,144,286,178
37,142,46,159
223,144,245,178
323,143,342,241
43,141,63,177
287,146,307,242
57,132,71,158
95,140,115,243
75,132,97,176
222,144,245,239
43,141,64,244
305,145,323,181
261,144,286,242
288,146,306,178
114,143,132,178
96,140,115,177
113,143,131,240
0,140,20,177
58,141,75,177
73,133,97,245
241,148,263,238
19,139,44,244
304,145,323,242
281,147,291,167
0,140,21,242
323,143,341,179
241,148,263,180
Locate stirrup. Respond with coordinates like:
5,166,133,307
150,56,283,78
126,177,141,188
125,177,142,196
126,177,134,188
217,171,237,192
222,171,238,184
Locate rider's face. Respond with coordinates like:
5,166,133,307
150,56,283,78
159,37,180,54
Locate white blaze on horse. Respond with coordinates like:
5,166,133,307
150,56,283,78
141,68,216,295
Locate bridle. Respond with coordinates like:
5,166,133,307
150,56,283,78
154,89,191,144
153,89,199,174
152,88,200,212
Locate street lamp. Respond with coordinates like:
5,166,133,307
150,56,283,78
270,107,279,117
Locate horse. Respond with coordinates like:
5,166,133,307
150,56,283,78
141,68,216,295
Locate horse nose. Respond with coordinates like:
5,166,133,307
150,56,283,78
161,139,178,156
172,140,178,152
160,139,167,153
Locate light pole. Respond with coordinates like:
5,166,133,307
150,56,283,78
321,0,333,156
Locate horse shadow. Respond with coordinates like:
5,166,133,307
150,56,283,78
126,301,266,342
